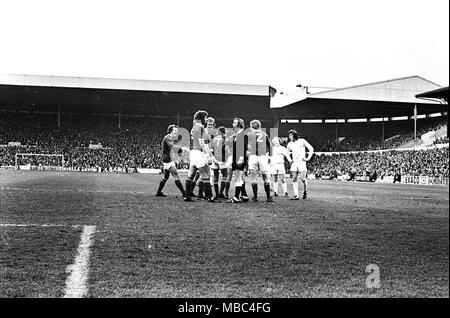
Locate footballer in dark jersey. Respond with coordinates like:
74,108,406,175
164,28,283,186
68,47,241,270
210,126,230,200
156,125,189,198
247,119,273,202
225,117,249,203
184,110,216,202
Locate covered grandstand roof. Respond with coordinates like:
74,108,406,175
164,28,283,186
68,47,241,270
0,74,269,96
0,74,273,122
416,86,449,103
272,76,447,119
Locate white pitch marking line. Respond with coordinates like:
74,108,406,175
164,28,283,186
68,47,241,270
0,186,148,195
0,223,81,228
63,225,96,298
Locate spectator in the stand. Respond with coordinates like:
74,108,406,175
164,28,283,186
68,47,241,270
0,112,448,180
310,148,449,181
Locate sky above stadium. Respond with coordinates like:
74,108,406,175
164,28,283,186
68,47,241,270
1,0,448,92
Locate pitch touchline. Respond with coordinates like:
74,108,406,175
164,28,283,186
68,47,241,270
0,187,149,195
63,225,96,298
1,186,448,199
0,223,82,228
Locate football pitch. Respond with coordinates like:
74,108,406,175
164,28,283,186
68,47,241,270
0,170,448,298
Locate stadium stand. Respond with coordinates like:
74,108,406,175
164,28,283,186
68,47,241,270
1,112,448,182
279,116,448,152
310,147,449,181
0,112,177,170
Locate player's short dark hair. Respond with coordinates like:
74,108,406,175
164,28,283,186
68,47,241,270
233,117,245,129
288,129,299,141
217,126,226,135
194,110,209,125
250,119,261,130
167,124,178,134
206,117,215,125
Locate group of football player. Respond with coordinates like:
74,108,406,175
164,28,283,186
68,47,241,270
156,110,314,203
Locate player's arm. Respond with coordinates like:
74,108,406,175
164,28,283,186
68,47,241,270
286,143,293,162
199,128,213,157
210,139,220,164
199,138,213,156
282,147,291,162
237,134,248,166
265,133,273,156
165,137,188,153
304,140,314,161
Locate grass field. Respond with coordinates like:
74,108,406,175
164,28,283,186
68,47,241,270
0,170,448,298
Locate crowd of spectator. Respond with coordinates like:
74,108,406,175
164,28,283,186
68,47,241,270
0,112,448,178
310,147,449,180
434,136,449,145
0,112,180,170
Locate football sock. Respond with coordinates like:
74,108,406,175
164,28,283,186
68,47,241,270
157,178,167,194
293,181,299,196
225,181,231,197
174,179,185,197
190,180,196,194
198,181,204,197
282,180,288,194
241,182,248,197
214,183,219,197
234,186,241,199
252,183,258,198
185,179,192,199
273,181,278,193
264,182,271,198
219,181,225,195
203,181,213,199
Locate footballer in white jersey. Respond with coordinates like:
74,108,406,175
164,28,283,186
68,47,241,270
286,130,314,200
270,137,290,197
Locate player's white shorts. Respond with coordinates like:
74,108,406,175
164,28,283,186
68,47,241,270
211,161,227,170
248,155,270,173
290,160,307,173
163,161,176,171
225,156,233,169
270,163,286,175
190,149,208,168
291,160,308,179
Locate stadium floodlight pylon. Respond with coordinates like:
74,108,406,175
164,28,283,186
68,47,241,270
15,153,65,171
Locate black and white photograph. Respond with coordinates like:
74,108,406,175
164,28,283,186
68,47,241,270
0,0,448,305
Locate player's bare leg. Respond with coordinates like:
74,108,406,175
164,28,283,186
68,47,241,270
291,171,300,200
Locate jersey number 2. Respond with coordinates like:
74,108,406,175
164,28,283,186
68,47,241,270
256,133,263,143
